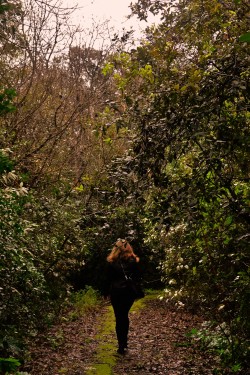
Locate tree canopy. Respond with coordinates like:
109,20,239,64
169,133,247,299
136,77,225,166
0,0,249,372
102,0,250,369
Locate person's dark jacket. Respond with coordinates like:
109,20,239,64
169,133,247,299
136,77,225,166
104,258,141,298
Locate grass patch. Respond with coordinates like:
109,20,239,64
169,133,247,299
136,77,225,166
87,363,113,375
131,289,163,312
86,290,163,375
86,305,116,375
68,286,101,320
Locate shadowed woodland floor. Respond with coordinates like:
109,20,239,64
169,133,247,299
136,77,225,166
23,296,225,375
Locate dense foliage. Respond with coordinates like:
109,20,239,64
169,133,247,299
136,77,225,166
103,0,250,370
0,0,155,362
0,0,249,373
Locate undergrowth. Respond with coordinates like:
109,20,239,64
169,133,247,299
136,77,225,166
68,286,101,320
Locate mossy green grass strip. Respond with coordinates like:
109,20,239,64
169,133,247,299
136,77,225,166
85,304,116,375
86,291,162,375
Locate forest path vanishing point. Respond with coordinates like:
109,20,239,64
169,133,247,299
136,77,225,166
24,293,221,375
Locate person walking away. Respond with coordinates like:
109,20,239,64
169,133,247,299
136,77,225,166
105,239,141,354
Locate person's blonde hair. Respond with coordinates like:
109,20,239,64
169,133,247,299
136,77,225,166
107,239,139,263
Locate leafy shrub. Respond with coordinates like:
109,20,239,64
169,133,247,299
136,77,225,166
69,286,101,317
0,151,50,356
105,0,250,371
0,357,21,373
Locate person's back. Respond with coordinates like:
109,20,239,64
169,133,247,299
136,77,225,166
107,257,140,297
105,239,141,354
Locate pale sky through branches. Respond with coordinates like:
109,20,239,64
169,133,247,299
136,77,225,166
62,0,158,39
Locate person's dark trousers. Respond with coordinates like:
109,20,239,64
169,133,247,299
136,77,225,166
111,294,134,350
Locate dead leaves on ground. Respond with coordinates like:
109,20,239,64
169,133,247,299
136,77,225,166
24,298,220,375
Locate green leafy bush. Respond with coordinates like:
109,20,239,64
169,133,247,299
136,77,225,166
0,357,21,373
70,286,101,316
105,0,250,370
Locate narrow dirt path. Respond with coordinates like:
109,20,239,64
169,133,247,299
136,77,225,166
23,306,106,374
113,298,218,375
23,294,220,374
